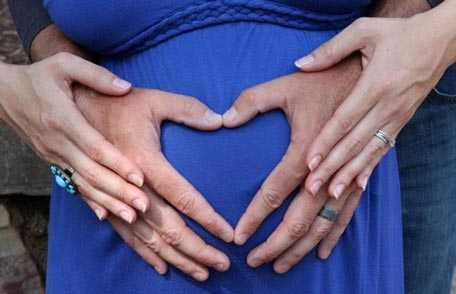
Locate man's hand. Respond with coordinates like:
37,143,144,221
74,86,233,280
222,56,365,271
296,2,456,200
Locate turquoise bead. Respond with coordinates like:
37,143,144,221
55,175,67,188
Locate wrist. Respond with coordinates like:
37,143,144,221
30,25,92,62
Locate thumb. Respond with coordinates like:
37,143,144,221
56,52,132,96
295,19,367,71
223,87,283,128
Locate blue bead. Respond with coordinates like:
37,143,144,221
55,175,67,188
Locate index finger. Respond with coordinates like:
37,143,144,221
234,140,308,245
144,152,234,243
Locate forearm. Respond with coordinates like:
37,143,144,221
30,25,91,62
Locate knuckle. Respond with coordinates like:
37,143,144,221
285,220,310,239
335,115,354,135
314,225,331,239
349,136,364,153
39,112,61,131
160,228,184,246
85,144,105,163
175,191,197,215
144,235,161,253
239,89,259,109
260,188,283,210
181,97,200,117
352,17,370,31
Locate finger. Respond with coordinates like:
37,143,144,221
131,219,209,282
328,122,399,194
306,103,395,198
234,140,308,245
61,140,150,213
153,92,222,131
73,172,137,223
62,105,145,189
273,185,356,273
144,153,234,243
295,18,369,71
141,189,230,271
318,188,363,259
222,87,285,128
109,216,168,275
304,67,380,195
56,52,132,95
246,188,327,268
81,196,108,221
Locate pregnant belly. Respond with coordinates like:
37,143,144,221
100,22,338,244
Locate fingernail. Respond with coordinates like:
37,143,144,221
359,176,369,191
235,233,248,245
294,55,314,68
310,180,323,195
204,110,222,126
308,155,322,171
247,256,262,268
319,250,330,260
215,263,229,272
222,108,238,124
274,262,290,274
333,184,346,199
154,266,166,275
132,198,147,213
193,271,208,281
220,229,234,243
112,78,131,90
128,173,144,188
119,210,134,224
94,208,105,221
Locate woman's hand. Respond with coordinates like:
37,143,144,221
222,56,364,270
295,8,456,199
74,86,234,279
0,53,149,223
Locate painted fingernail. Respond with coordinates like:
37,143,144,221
193,271,208,281
154,266,166,275
204,110,222,125
215,263,229,272
310,180,323,195
128,173,144,188
274,262,291,274
235,233,248,245
333,184,346,199
308,155,322,171
112,78,131,90
132,198,147,213
94,208,105,221
222,108,238,124
119,210,134,224
294,55,314,68
359,175,369,191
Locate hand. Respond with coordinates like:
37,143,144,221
222,56,364,270
0,53,150,223
75,86,234,280
295,12,456,199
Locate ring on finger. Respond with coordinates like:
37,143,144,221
50,164,78,195
318,206,338,222
374,129,395,148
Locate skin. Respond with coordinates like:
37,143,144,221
21,25,235,281
74,86,233,280
227,0,448,273
0,54,150,224
300,1,456,202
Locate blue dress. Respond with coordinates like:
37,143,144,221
44,1,404,293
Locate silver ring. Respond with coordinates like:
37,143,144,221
374,129,395,148
318,206,338,222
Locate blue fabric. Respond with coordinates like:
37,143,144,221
44,1,404,293
397,90,456,294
